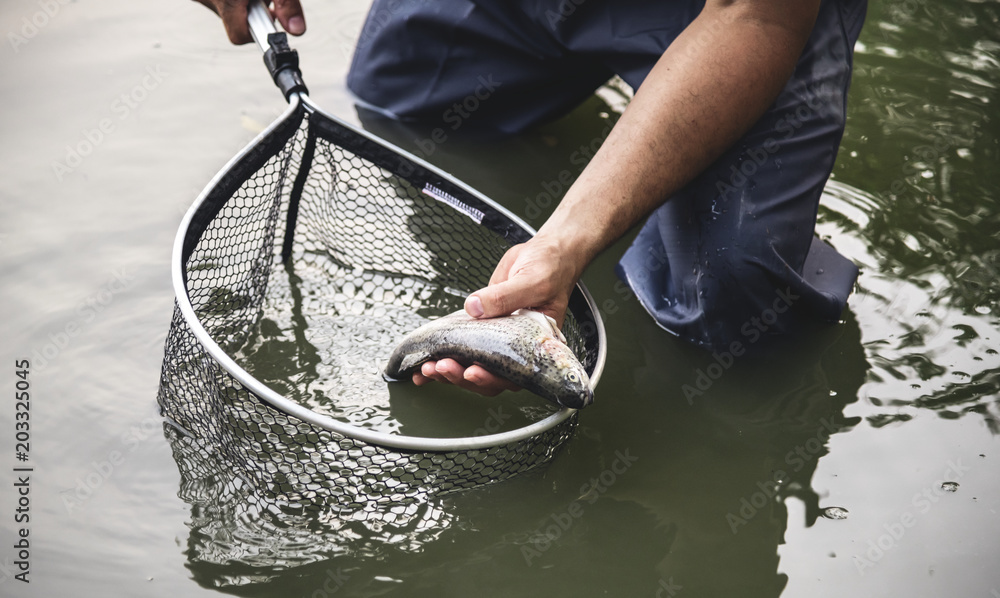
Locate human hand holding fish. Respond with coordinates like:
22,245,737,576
409,232,591,399
385,304,594,409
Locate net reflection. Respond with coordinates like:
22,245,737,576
164,423,456,585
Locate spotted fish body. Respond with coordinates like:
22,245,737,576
384,309,594,409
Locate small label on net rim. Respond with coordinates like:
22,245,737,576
422,183,485,224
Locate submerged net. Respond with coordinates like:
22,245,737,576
158,98,603,511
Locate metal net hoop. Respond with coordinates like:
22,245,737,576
158,95,606,507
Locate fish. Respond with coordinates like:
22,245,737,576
384,309,594,409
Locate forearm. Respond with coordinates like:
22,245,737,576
538,0,822,275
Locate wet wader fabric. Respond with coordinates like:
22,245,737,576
348,0,867,350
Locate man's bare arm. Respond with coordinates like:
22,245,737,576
418,0,823,393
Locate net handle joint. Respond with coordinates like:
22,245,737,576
263,33,308,100
248,1,308,101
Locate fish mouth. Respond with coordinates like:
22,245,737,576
382,366,406,383
556,384,594,409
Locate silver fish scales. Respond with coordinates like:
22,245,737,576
384,309,594,409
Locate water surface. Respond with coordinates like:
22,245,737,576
0,0,997,596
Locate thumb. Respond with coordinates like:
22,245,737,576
465,278,541,319
272,0,306,35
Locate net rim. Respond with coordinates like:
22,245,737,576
171,92,607,452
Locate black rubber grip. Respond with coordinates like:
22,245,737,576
263,32,308,100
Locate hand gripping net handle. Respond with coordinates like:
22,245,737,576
248,0,307,100
158,3,607,507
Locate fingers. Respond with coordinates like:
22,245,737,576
271,0,306,35
468,283,569,328
412,360,520,397
466,238,579,323
464,295,485,318
463,247,519,318
218,0,252,45
488,244,521,287
469,277,547,319
192,0,252,44
194,0,305,45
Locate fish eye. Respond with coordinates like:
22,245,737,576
568,372,578,382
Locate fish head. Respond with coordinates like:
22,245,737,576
539,338,594,409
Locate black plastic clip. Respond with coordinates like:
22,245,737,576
263,32,308,100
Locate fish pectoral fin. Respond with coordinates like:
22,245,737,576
398,351,433,374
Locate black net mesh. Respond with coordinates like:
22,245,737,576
158,101,601,513
164,423,460,575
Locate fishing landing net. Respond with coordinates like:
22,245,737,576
157,6,606,516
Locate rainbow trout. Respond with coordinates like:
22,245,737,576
384,309,594,409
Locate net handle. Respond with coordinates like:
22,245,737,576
247,0,277,51
247,0,308,101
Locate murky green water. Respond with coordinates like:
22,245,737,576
235,251,563,437
0,0,997,596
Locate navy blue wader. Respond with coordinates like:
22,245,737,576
347,0,868,351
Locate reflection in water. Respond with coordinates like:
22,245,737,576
164,423,456,587
156,78,881,596
158,296,577,589
820,180,1000,432
160,1,998,591
233,130,597,436
824,0,1000,433
157,90,597,589
163,303,868,596
604,311,868,596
